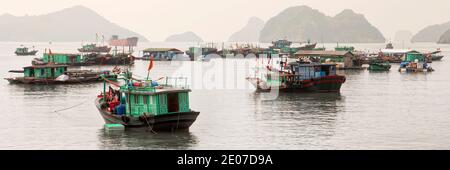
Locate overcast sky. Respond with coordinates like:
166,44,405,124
1,0,450,41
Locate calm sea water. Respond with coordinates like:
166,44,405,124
1,42,450,150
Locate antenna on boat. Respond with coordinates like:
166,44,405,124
102,34,105,46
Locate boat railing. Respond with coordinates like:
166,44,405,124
164,77,189,89
120,83,157,92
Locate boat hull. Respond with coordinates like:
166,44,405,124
432,55,444,61
15,51,38,56
95,98,200,132
368,63,391,71
5,77,101,84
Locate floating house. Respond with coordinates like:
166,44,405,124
142,48,183,61
294,50,362,70
398,51,434,72
108,35,138,56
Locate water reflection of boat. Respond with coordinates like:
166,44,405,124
252,92,343,138
98,130,198,149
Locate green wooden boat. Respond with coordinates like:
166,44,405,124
15,46,38,56
95,71,199,132
5,64,117,84
368,62,391,71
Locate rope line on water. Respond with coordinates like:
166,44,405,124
51,98,90,113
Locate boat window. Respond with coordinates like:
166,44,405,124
134,95,138,104
143,95,147,105
321,66,331,76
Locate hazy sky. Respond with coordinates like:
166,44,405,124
1,0,450,41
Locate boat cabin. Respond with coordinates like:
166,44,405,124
294,50,359,69
142,48,183,60
43,53,82,64
23,64,68,78
16,47,30,53
104,76,191,117
271,39,292,49
289,63,337,80
110,83,190,117
404,52,425,62
264,62,338,86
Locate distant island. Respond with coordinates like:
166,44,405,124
259,6,385,43
0,5,148,42
165,31,203,42
437,29,450,44
228,17,264,42
411,22,450,42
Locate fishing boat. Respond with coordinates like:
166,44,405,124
425,50,444,61
95,71,200,132
82,53,135,65
385,42,394,49
32,52,134,66
398,52,434,73
269,39,317,55
368,61,391,71
5,64,117,84
378,49,418,63
247,57,346,93
15,46,38,56
79,34,112,53
78,44,111,53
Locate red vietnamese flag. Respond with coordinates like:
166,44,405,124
148,54,154,71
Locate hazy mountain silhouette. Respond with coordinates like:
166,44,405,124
412,22,450,42
259,6,385,43
228,17,264,42
437,29,450,44
165,31,203,42
0,5,148,42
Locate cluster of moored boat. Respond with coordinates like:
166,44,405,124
6,38,445,132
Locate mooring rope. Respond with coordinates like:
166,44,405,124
51,98,90,113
